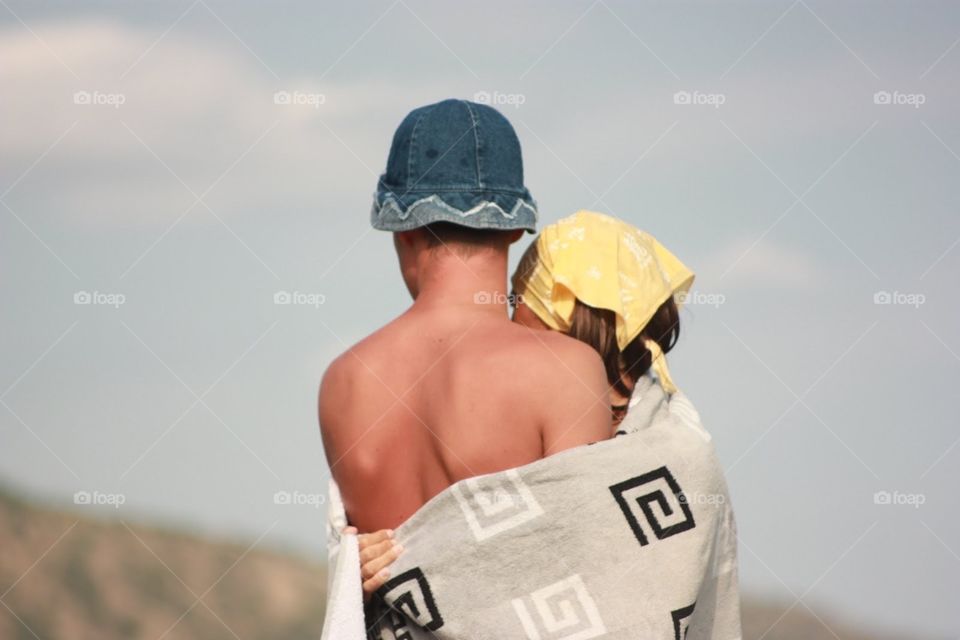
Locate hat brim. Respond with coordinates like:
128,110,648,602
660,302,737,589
371,190,538,233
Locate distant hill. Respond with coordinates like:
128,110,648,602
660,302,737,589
739,599,907,640
0,487,914,639
0,488,325,640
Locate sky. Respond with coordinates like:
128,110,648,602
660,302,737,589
1,0,959,636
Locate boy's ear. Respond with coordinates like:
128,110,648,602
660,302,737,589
394,229,420,248
393,231,414,249
507,229,524,244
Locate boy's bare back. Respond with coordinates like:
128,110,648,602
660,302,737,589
319,306,610,532
319,98,610,531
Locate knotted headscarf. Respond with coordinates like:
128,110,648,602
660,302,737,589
511,210,695,393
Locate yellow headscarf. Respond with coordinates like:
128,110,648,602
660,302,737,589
512,210,695,394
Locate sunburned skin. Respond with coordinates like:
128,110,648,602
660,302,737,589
513,300,633,426
318,229,612,535
343,285,644,599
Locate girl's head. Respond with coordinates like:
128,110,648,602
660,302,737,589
511,211,694,417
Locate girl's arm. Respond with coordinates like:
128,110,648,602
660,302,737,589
345,527,404,601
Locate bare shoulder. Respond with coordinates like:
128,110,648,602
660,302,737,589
503,329,612,452
318,348,358,407
317,325,396,433
317,348,357,441
320,318,404,390
509,329,607,386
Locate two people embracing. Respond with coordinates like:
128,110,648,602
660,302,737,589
319,99,741,640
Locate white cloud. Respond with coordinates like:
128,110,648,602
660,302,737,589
696,235,829,290
0,20,402,226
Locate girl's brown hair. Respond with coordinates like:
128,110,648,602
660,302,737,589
568,298,680,398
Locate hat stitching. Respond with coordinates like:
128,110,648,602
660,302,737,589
375,194,536,222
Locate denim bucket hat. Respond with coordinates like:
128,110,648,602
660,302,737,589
371,99,538,233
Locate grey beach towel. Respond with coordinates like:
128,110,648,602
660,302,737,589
322,375,741,639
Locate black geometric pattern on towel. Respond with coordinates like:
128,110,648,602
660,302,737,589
671,601,696,640
377,567,444,633
609,465,696,546
365,606,414,640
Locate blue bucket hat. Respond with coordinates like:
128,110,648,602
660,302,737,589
371,99,538,233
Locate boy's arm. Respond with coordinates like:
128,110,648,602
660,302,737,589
318,356,348,469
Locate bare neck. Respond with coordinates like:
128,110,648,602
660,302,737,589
412,249,512,316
